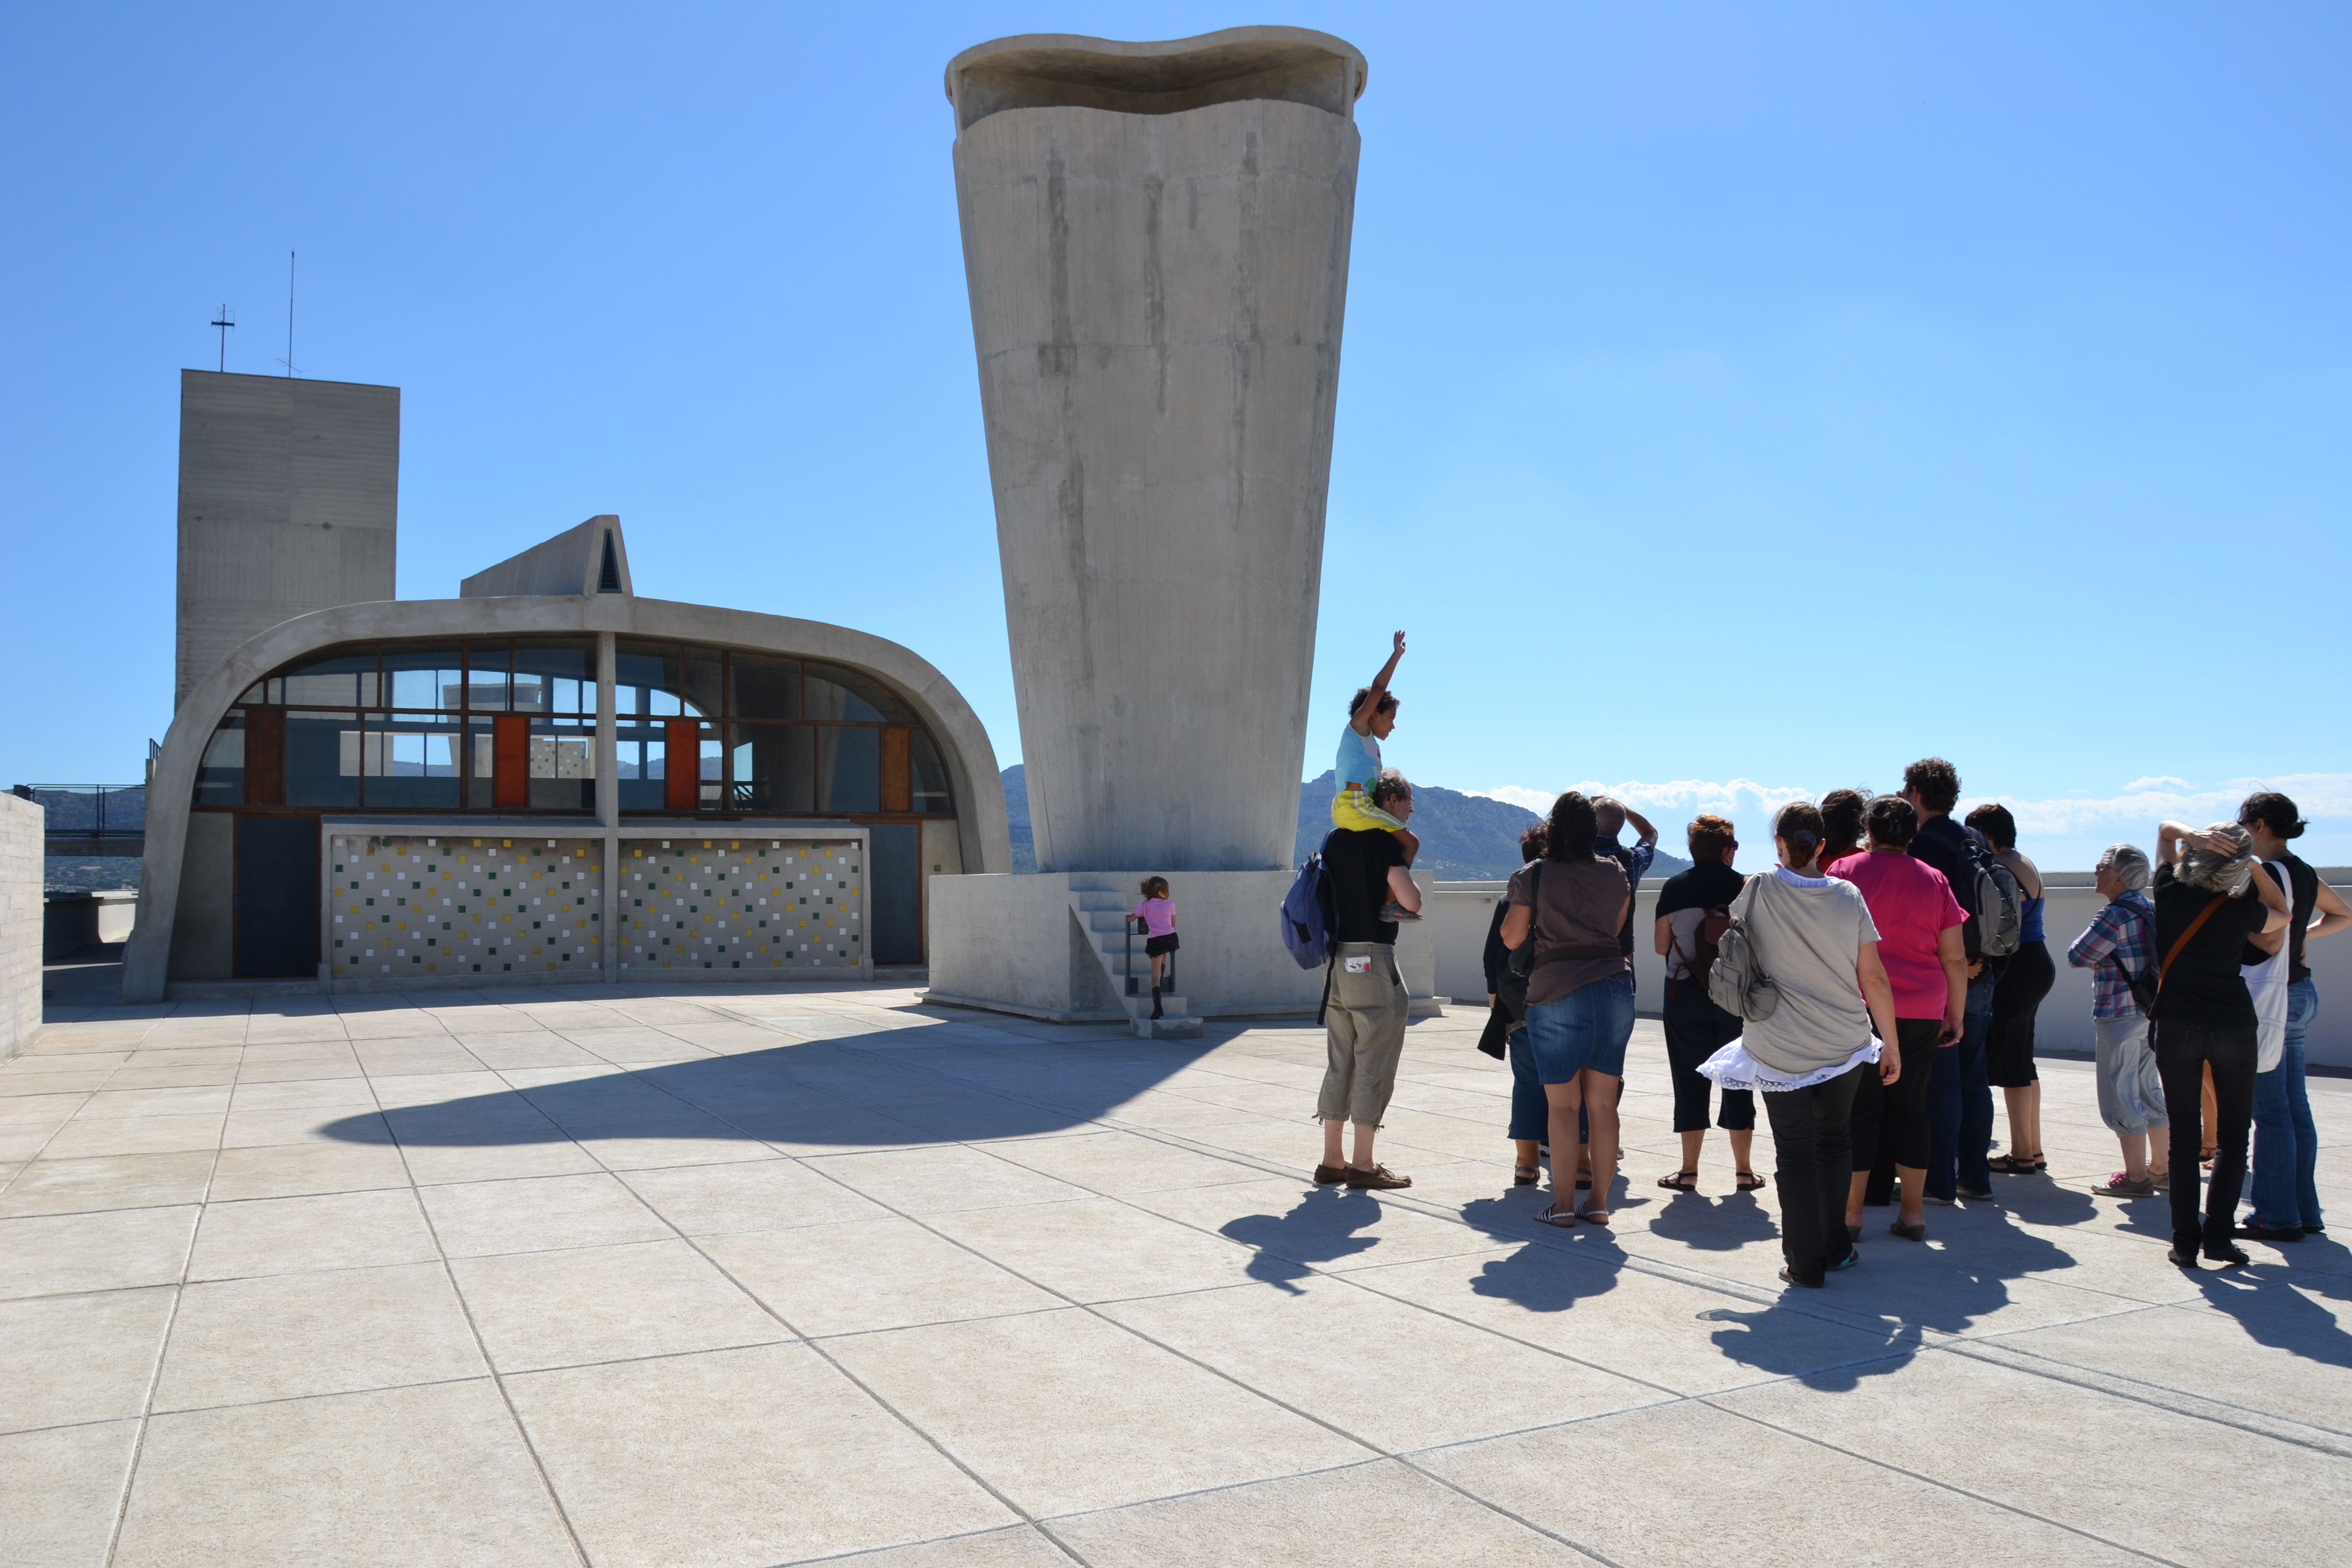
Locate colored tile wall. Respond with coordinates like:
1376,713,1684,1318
619,839,862,973
329,834,601,978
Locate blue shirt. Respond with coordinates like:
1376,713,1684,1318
1335,725,1383,794
1595,834,1658,956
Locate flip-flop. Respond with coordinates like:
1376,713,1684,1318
1657,1170,1698,1191
1534,1205,1578,1228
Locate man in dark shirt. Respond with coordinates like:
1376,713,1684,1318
2232,793,2349,1241
1314,770,1421,1191
1902,757,2000,1204
2151,820,2289,1267
1651,814,1754,1189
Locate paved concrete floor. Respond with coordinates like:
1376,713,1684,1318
5,986,2348,1567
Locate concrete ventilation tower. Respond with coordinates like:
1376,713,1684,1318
175,371,399,710
926,27,1436,1032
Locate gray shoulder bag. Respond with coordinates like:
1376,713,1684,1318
1706,879,1781,1022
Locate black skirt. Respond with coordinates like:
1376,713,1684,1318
1987,940,2055,1087
1144,933,1180,957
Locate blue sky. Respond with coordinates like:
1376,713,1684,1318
3,4,2346,869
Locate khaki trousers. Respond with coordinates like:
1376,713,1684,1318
1317,943,1407,1126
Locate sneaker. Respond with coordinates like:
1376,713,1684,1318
1312,1163,1347,1186
1955,1184,1996,1202
1346,1164,1412,1190
2152,1170,2173,1191
1379,902,1423,923
1921,1192,1957,1208
2235,1221,2306,1244
2090,1172,2157,1198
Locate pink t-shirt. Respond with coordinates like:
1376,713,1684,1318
1131,897,1175,937
1826,851,1965,1019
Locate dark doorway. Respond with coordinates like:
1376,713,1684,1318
236,816,320,977
869,823,920,965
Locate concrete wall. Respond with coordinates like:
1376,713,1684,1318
1428,877,2352,1069
177,371,399,710
461,515,633,599
42,891,139,959
951,28,1366,875
130,594,1009,1001
927,867,1434,1021
2,793,40,1059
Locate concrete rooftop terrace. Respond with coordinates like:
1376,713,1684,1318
4,987,2348,1567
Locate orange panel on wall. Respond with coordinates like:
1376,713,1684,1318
880,728,911,813
493,715,529,808
666,719,700,812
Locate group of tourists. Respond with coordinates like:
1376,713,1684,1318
1306,646,2343,1289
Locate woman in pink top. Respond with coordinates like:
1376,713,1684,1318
1131,877,1179,1020
1826,796,1968,1242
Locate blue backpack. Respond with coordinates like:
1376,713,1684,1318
1280,851,1332,970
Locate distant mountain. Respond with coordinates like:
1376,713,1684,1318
998,765,1688,883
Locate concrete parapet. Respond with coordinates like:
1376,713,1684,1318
43,890,138,959
925,867,1436,1025
2,793,41,1059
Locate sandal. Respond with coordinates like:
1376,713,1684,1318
1575,1172,1592,1190
1658,1170,1698,1191
1735,1171,1767,1191
1578,1207,1611,1227
1512,1165,1539,1187
1986,1154,2042,1174
1534,1205,1578,1228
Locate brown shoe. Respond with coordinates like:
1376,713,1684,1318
1312,1163,1347,1186
1346,1164,1412,1190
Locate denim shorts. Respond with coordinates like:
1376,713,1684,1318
1525,972,1636,1085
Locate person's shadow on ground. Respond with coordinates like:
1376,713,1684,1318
1697,1302,1918,1391
1217,1188,1380,1292
1645,1189,1781,1252
2193,1252,2352,1370
1451,1195,1625,1312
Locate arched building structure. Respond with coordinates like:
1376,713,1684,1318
123,517,1007,1001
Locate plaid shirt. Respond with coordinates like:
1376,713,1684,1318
2068,890,2154,1019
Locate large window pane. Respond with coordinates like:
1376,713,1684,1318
512,642,594,716
280,651,378,708
529,717,596,811
910,729,953,815
380,648,464,711
818,726,880,813
683,648,725,719
617,641,699,718
804,662,898,722
364,715,462,807
728,724,816,813
730,654,800,721
616,721,666,811
195,712,245,805
464,645,512,711
285,712,361,806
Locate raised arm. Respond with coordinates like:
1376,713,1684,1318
1351,631,1407,731
2156,820,2235,865
1623,806,1658,847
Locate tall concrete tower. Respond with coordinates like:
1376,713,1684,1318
948,27,1365,873
175,370,399,708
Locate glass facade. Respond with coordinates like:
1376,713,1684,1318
199,636,956,825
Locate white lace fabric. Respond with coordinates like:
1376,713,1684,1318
1697,1036,1880,1093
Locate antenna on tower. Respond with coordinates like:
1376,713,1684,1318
209,304,235,373
276,251,298,377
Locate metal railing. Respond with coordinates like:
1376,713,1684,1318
1122,915,1174,998
13,785,146,840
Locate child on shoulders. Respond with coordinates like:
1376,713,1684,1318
1332,631,1419,919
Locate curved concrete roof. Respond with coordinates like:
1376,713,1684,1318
945,26,1367,132
122,594,1010,1001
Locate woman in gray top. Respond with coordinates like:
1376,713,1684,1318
1703,801,1903,1286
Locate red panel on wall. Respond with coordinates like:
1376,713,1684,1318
244,708,285,805
880,728,911,813
666,719,700,812
493,715,529,809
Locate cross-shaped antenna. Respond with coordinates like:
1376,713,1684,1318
209,304,235,373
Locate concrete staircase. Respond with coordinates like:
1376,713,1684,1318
1068,878,1205,1038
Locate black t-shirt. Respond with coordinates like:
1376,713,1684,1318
1909,815,1983,962
2235,861,2306,971
1323,828,1405,945
1655,860,1746,921
2152,862,2271,1028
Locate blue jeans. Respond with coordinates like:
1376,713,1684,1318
2248,979,2323,1230
1926,971,1998,1199
1506,1026,1548,1143
1525,973,1636,1084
